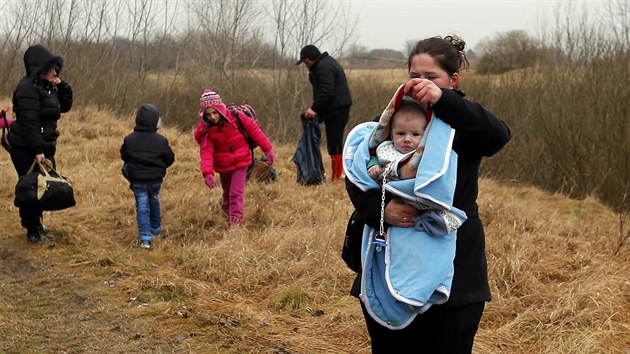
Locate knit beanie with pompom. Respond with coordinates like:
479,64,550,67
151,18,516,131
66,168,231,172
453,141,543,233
198,89,228,122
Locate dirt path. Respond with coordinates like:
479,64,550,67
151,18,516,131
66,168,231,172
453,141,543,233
0,230,187,353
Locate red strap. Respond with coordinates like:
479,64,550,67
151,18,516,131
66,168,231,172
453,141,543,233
398,155,411,168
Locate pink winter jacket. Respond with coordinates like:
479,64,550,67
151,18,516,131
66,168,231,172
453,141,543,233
193,110,272,176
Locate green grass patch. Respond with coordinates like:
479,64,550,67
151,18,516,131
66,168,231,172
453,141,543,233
275,287,309,310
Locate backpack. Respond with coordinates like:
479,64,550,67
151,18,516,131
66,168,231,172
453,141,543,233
226,103,276,183
1,109,15,152
227,103,260,150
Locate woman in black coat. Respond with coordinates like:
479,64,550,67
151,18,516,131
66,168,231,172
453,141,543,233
346,35,511,353
8,44,73,243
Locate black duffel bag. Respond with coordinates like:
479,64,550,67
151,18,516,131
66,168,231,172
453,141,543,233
14,160,76,211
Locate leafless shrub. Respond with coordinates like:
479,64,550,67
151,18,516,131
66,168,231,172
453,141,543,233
475,30,563,74
469,1,630,212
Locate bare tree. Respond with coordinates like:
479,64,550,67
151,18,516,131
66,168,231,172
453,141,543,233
186,0,261,92
0,1,46,92
603,0,630,51
263,0,358,140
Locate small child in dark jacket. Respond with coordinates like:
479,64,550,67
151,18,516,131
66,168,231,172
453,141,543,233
120,104,175,249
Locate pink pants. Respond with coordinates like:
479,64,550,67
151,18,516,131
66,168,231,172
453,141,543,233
219,167,248,224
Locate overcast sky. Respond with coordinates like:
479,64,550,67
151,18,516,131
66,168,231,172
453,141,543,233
349,0,606,52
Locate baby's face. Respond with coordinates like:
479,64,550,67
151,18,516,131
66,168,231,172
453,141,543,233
391,112,427,153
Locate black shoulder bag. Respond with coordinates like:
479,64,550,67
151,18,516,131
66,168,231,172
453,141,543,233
341,210,365,273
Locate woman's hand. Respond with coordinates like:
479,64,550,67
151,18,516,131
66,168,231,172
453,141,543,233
384,198,418,227
404,78,443,106
49,77,61,86
43,68,61,86
35,153,45,164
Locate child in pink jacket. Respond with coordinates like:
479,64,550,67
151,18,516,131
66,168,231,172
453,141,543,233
193,89,275,227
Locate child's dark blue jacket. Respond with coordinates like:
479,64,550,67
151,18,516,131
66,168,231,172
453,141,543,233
120,104,174,183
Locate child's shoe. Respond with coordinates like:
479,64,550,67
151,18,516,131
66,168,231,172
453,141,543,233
140,240,152,249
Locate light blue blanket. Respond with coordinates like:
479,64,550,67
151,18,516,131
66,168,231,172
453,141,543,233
343,116,467,330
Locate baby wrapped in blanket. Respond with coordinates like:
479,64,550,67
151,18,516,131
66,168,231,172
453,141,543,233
343,84,468,330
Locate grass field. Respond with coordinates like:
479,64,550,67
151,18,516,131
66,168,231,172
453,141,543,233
0,103,628,353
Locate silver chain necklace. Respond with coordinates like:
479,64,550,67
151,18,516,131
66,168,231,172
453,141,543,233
374,162,394,252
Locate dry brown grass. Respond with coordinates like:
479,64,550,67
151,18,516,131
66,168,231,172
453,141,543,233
0,102,628,353
345,68,409,87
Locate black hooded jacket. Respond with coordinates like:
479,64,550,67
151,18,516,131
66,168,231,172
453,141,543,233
308,52,352,120
120,104,175,184
9,45,73,155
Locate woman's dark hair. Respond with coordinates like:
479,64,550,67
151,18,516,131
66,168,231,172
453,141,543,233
407,35,469,75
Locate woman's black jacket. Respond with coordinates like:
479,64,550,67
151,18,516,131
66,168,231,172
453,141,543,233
9,45,73,155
